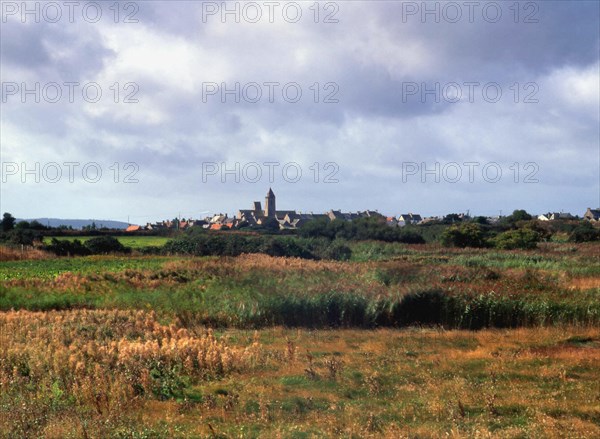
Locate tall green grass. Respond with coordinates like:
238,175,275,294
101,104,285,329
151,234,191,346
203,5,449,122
2,282,597,329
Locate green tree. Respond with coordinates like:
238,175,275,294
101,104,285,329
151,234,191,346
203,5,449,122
472,216,489,225
1,212,16,232
15,221,31,230
502,209,532,226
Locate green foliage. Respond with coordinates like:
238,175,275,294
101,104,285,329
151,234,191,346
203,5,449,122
1,212,16,232
15,221,30,230
164,232,357,260
45,238,91,256
443,213,462,224
45,236,132,255
440,223,487,248
508,209,532,222
472,216,489,225
319,241,352,261
494,229,541,250
14,220,48,231
45,235,170,249
1,247,599,328
299,217,425,244
569,222,600,242
0,229,42,246
84,236,131,254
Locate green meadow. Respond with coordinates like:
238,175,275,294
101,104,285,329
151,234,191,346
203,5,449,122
43,235,170,248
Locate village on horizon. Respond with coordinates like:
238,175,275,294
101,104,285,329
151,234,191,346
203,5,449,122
123,188,600,232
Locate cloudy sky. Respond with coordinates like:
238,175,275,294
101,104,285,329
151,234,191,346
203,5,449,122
1,0,599,222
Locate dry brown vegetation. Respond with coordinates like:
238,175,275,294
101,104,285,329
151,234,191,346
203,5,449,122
1,309,599,438
0,245,53,261
0,310,260,438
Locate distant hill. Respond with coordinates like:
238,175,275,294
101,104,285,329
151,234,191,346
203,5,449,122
17,218,130,230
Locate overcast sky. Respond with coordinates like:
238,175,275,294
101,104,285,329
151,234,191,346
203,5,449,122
1,0,599,222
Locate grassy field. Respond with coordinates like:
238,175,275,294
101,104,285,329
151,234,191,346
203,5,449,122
43,235,170,248
1,242,599,437
1,244,599,327
2,310,599,438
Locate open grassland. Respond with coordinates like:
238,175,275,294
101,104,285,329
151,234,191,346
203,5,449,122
1,242,599,437
43,235,170,248
1,310,599,438
1,243,599,328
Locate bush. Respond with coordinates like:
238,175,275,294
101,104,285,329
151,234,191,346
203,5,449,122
163,234,318,259
45,238,91,256
494,229,541,250
397,230,426,244
1,229,42,246
569,223,600,242
84,236,131,254
260,237,316,259
320,241,352,261
299,217,425,244
440,223,486,248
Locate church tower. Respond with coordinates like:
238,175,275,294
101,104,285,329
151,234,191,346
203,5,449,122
264,188,276,218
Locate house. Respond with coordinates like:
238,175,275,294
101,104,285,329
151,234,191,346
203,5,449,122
538,212,574,221
420,216,442,224
398,213,422,225
584,208,600,222
223,218,236,229
327,210,361,221
210,214,228,224
125,225,141,232
386,217,398,227
361,210,384,219
280,212,329,229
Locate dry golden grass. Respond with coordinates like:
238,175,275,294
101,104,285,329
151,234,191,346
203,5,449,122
0,245,53,261
566,277,600,291
0,310,261,438
2,314,598,437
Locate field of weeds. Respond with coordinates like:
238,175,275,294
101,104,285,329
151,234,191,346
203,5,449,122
1,244,599,328
1,310,598,438
1,242,599,437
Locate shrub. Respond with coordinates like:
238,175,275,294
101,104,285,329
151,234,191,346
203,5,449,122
45,238,91,256
569,223,600,242
440,223,486,248
261,237,316,259
494,229,541,250
299,217,425,244
1,229,42,246
84,236,131,254
397,230,426,244
320,241,352,261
